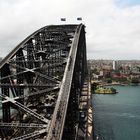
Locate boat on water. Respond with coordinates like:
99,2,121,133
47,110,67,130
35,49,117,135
95,86,117,94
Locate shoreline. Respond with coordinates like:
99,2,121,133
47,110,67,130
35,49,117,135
102,83,140,86
94,92,117,94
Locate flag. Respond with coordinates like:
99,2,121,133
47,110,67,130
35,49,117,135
77,17,82,21
61,18,66,21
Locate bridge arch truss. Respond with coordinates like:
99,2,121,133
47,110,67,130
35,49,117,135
0,24,87,140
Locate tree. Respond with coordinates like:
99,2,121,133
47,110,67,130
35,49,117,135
131,77,139,84
106,78,112,83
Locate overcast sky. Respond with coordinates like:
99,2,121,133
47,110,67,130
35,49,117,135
0,0,140,60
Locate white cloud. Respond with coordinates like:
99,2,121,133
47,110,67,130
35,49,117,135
0,0,140,60
86,0,140,59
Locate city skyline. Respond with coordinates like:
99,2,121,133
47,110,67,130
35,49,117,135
0,0,140,60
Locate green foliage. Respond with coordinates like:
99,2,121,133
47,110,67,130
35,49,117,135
91,82,98,93
91,68,99,75
131,77,140,83
112,77,127,82
106,78,112,83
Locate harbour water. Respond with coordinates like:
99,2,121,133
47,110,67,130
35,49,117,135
92,86,140,140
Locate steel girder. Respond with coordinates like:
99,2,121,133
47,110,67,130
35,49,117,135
0,24,87,140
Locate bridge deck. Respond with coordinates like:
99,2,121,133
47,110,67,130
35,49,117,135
77,77,93,140
87,80,93,140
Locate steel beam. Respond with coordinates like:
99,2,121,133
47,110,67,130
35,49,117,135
0,24,87,139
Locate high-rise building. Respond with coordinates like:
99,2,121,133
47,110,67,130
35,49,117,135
113,60,116,70
113,60,119,70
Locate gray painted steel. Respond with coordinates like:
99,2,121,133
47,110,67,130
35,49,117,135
0,24,87,139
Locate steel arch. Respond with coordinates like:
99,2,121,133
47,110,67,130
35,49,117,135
0,24,87,140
